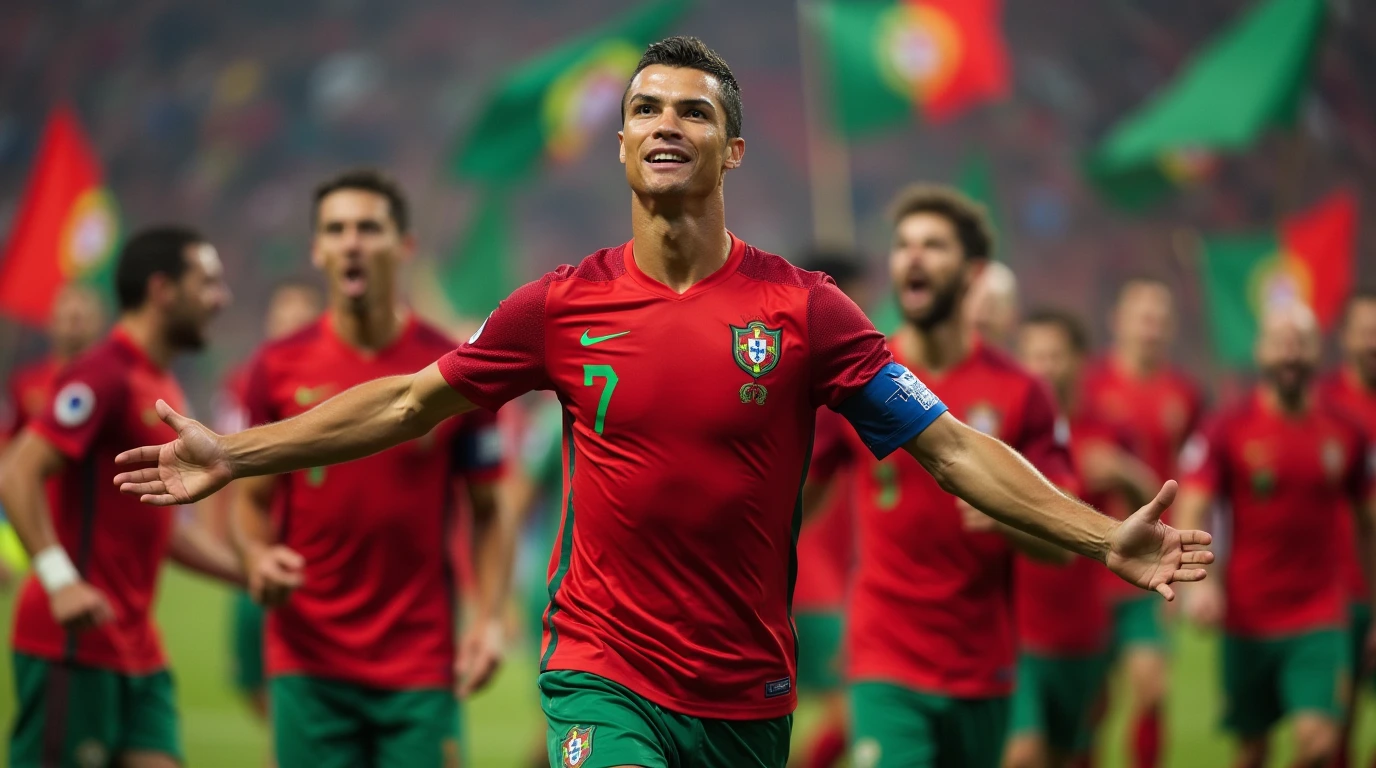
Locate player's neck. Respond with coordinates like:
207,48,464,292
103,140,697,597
329,300,403,352
1261,383,1311,416
896,317,972,377
630,190,731,294
115,313,174,369
1112,346,1159,378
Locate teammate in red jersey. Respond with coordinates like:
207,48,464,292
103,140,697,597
1176,303,1376,768
228,170,511,768
1080,277,1203,768
115,38,1212,768
1319,289,1376,768
0,227,240,768
1007,309,1159,768
207,279,322,758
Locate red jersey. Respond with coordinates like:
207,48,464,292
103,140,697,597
4,357,61,438
1014,414,1116,656
846,341,1072,697
211,362,251,436
1180,391,1373,636
1319,370,1376,604
12,330,187,673
438,237,931,719
245,315,503,690
1080,358,1202,600
795,407,856,612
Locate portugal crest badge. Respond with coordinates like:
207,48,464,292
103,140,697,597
562,725,594,768
732,321,782,406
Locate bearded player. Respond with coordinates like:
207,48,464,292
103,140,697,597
115,38,1212,768
229,170,512,768
1,227,240,768
1318,289,1376,768
1080,277,1204,768
1177,303,1376,768
1008,309,1159,768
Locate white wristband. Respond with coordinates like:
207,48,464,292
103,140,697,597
33,546,79,594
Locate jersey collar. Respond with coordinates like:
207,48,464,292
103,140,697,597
622,231,746,301
109,326,162,372
322,311,418,361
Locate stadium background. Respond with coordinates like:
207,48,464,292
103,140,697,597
1,0,1375,765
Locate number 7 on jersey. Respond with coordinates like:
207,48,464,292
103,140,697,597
583,364,618,435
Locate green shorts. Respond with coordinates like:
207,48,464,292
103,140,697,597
230,590,265,693
539,670,792,768
9,653,182,768
1349,602,1371,686
1110,595,1166,656
271,675,463,768
1008,652,1109,754
1222,629,1349,737
849,681,1009,768
795,610,844,693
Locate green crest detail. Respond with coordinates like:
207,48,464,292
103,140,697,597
739,382,768,405
561,725,595,767
732,321,783,378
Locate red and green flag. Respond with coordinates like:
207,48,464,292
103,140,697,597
1086,0,1326,210
1198,189,1356,366
0,106,120,325
810,0,1009,138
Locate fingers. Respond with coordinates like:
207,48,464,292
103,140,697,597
114,445,163,466
113,468,162,487
119,480,166,497
139,493,182,507
1178,529,1213,546
1180,550,1214,565
1137,480,1179,522
458,653,499,698
1155,583,1176,601
274,548,306,571
1168,568,1209,583
92,595,116,626
156,400,193,432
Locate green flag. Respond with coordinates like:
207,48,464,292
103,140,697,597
449,0,687,182
1086,0,1325,209
956,151,1000,253
439,189,516,317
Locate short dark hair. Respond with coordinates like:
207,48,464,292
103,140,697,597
887,185,995,260
1342,287,1376,328
312,169,410,234
623,36,743,139
1023,307,1091,355
799,249,865,286
115,226,204,311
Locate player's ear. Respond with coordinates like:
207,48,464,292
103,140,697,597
618,131,626,165
723,136,745,170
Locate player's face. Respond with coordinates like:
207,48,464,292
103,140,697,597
265,287,323,341
1343,299,1376,388
1112,282,1174,364
1256,308,1320,401
890,212,978,330
619,65,744,200
166,243,230,351
966,272,1017,348
48,285,104,358
1018,323,1078,392
312,189,413,311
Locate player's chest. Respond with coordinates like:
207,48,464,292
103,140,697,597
1225,424,1351,501
1091,379,1190,447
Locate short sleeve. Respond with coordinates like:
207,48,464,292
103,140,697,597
1016,382,1075,488
808,280,892,409
439,277,553,412
1178,418,1225,496
451,409,506,483
242,355,277,427
29,361,126,460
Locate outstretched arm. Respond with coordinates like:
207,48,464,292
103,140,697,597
115,362,474,505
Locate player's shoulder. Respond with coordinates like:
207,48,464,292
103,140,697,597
63,336,133,381
737,244,832,291
974,343,1042,389
550,244,630,284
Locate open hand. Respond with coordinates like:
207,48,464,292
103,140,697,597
113,400,234,506
1104,480,1214,601
50,580,115,632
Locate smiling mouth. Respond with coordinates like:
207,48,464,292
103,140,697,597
646,151,690,165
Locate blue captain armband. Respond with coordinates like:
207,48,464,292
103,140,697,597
838,362,948,459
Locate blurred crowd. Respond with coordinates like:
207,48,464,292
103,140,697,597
1,0,1374,412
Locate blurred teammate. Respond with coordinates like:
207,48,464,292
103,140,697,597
1007,309,1158,768
115,38,1211,768
966,260,1019,349
1080,277,1203,768
1176,303,1376,768
1320,289,1376,768
208,279,322,751
230,170,510,768
0,227,240,768
793,251,870,768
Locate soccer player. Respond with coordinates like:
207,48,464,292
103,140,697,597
966,260,1019,350
0,226,239,768
794,251,870,768
1176,302,1376,768
1318,289,1376,768
115,38,1212,768
208,279,323,747
1007,309,1159,768
1080,276,1203,768
229,170,510,768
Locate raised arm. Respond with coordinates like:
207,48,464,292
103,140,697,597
115,362,474,505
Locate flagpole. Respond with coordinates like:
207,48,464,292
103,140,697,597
796,0,856,250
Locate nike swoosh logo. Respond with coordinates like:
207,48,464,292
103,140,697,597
580,329,630,346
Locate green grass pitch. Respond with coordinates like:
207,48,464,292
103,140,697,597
1,571,1373,766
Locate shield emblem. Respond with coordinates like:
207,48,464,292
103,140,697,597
562,725,594,767
731,321,783,378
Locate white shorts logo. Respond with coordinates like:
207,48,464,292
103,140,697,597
53,382,96,427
